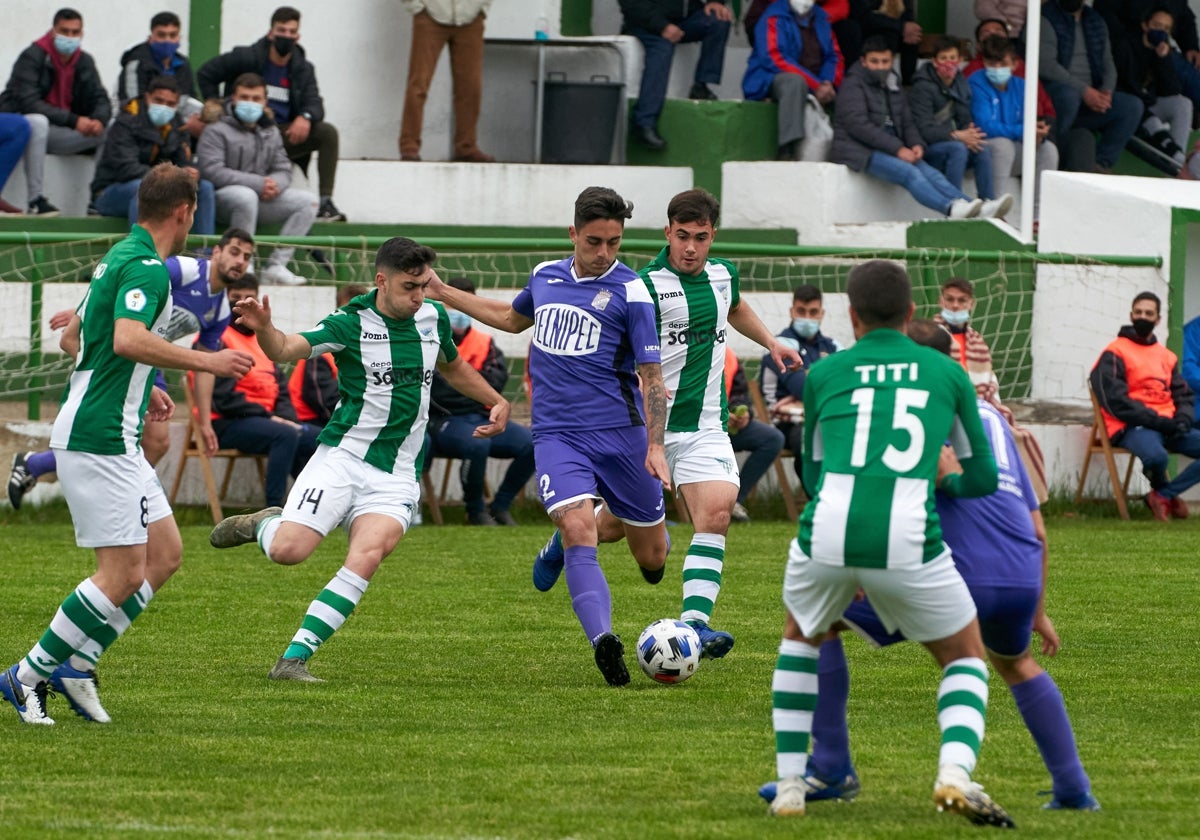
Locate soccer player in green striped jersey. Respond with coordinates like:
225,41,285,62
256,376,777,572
618,188,800,659
0,165,256,726
209,237,510,683
768,260,1013,827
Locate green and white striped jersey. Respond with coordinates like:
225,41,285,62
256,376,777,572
50,226,172,455
299,291,458,479
639,247,740,433
799,329,998,569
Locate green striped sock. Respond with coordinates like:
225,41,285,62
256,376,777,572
681,533,725,624
21,579,118,681
73,580,154,667
773,638,819,778
937,657,989,774
283,566,369,661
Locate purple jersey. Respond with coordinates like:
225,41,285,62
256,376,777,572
936,401,1042,587
513,256,661,432
165,256,231,350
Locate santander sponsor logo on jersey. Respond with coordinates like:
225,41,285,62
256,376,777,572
533,304,602,356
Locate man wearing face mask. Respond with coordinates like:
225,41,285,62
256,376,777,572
427,276,535,526
198,6,345,223
0,7,110,216
91,76,215,235
118,12,203,139
1091,291,1200,521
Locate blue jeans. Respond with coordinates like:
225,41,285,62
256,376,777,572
729,419,784,505
0,114,30,191
214,416,321,508
924,139,996,199
1171,50,1200,110
429,413,536,514
95,176,216,235
1044,82,1144,168
864,152,969,214
1114,425,1200,499
630,7,730,128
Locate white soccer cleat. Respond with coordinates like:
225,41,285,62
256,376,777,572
261,263,308,286
0,665,54,725
50,662,111,723
267,656,324,683
948,198,983,219
978,194,1014,219
769,775,813,817
934,764,1015,828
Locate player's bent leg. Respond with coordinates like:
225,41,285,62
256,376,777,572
144,513,183,589
140,419,170,467
556,503,627,686
625,519,669,584
678,481,738,657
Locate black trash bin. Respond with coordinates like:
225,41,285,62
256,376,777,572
540,73,622,164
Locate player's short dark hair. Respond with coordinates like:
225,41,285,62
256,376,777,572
232,73,266,94
932,35,962,57
574,186,633,229
908,318,954,356
337,283,368,306
137,163,196,223
271,6,301,25
216,227,254,249
146,75,180,96
53,8,82,25
793,284,822,304
942,277,974,298
975,17,1009,42
667,188,720,227
447,276,476,294
226,272,259,292
1133,291,1161,314
150,11,181,29
979,34,1014,63
847,260,911,329
376,237,437,275
861,35,893,56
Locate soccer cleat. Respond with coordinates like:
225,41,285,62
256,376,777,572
769,775,814,816
1042,790,1101,811
730,502,751,523
1146,490,1172,522
688,619,735,659
759,769,860,804
0,664,54,725
267,656,324,683
8,450,36,510
948,198,983,219
49,661,111,723
210,506,283,548
1169,496,1189,519
260,263,308,286
532,530,565,591
592,632,630,686
934,765,1015,828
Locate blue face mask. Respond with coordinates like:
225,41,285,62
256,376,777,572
147,103,177,127
53,34,81,56
941,307,970,326
234,101,264,124
149,40,179,64
792,318,820,339
1148,29,1170,47
985,66,1012,86
448,311,471,332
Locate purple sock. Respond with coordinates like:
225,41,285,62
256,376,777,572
1011,671,1091,800
563,545,611,643
810,637,854,779
25,450,57,478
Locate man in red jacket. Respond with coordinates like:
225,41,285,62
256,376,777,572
1091,291,1200,520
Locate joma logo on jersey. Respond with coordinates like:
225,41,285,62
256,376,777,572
371,366,432,386
658,290,685,300
533,303,601,356
361,330,388,340
665,326,725,346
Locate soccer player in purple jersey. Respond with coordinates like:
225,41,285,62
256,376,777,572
7,228,254,507
427,186,672,687
761,319,1098,813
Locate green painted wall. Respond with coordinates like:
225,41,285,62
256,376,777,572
189,0,223,67
561,0,592,36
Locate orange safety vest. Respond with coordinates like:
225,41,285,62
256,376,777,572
213,327,279,419
1098,336,1178,438
723,346,738,398
457,326,492,371
288,353,338,422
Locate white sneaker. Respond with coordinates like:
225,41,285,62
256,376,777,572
978,194,1014,219
769,775,813,816
261,263,307,286
948,198,983,219
934,764,1015,828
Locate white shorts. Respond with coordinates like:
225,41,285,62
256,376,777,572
782,539,977,642
54,448,171,548
664,427,740,489
281,444,418,536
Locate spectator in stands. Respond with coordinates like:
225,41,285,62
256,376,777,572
196,72,318,286
1040,0,1143,173
759,284,840,484
288,282,368,427
933,277,1001,400
830,37,998,220
742,0,843,162
117,11,204,139
399,0,495,164
198,5,346,223
1099,0,1200,124
854,0,921,85
964,18,1058,120
620,0,733,151
974,0,1027,42
724,347,785,522
0,8,110,217
428,276,535,526
1091,290,1200,521
91,76,215,235
969,35,1058,219
211,272,320,508
0,115,31,214
910,35,1012,219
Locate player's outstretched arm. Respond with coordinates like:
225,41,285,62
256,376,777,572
638,361,672,490
233,295,312,362
113,318,254,378
729,301,801,371
426,272,533,334
437,355,510,438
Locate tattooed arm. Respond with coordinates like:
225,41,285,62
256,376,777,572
638,361,672,490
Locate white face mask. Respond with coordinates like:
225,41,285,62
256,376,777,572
790,0,815,16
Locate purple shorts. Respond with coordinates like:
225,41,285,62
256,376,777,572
532,426,665,525
843,582,1039,657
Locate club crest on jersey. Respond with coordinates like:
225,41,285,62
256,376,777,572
716,284,729,303
420,327,434,338
533,303,602,356
591,290,613,311
125,289,148,312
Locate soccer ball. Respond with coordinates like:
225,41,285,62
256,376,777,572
636,619,701,684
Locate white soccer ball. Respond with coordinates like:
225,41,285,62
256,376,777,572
636,618,701,684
